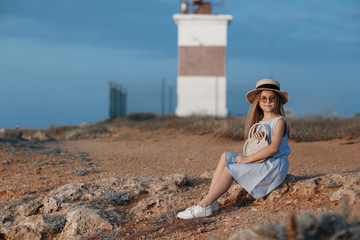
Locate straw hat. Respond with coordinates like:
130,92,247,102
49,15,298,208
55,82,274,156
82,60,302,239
246,79,289,104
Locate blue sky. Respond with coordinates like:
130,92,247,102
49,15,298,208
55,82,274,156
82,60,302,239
1,0,359,128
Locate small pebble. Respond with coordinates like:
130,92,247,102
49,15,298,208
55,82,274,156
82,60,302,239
74,169,88,176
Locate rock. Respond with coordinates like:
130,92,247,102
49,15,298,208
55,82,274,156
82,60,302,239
1,172,360,239
0,173,189,239
48,182,89,202
267,172,360,204
218,184,245,206
64,128,85,140
33,131,49,141
200,170,214,179
41,196,67,214
64,125,109,140
41,148,61,155
325,173,345,188
24,214,66,234
74,169,88,176
330,187,360,203
21,131,52,142
266,179,292,202
291,177,321,195
58,206,124,240
0,213,67,240
79,122,89,128
229,211,360,240
100,191,131,205
21,134,33,141
162,173,187,187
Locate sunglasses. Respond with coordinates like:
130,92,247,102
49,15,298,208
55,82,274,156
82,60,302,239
259,95,277,103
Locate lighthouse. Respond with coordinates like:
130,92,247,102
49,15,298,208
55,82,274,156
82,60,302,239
173,1,232,117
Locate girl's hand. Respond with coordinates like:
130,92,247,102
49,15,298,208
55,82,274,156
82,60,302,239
235,155,248,164
253,131,263,140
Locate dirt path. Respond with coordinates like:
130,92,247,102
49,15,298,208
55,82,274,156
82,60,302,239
49,127,360,179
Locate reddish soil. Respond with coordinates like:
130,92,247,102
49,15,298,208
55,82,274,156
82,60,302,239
1,126,359,239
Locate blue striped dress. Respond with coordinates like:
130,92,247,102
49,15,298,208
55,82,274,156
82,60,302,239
225,116,291,200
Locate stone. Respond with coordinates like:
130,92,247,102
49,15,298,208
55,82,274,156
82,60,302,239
41,148,61,155
100,191,131,206
64,125,109,140
291,178,320,195
58,206,124,240
33,131,49,141
200,170,214,179
0,173,191,239
329,187,359,203
1,172,360,239
0,214,67,240
74,169,88,176
48,182,90,202
162,173,187,186
41,196,66,214
79,122,89,128
218,184,245,206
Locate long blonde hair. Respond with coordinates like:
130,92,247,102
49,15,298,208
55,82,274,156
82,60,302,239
244,91,290,138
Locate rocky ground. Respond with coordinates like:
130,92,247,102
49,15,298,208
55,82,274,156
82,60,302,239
0,122,359,239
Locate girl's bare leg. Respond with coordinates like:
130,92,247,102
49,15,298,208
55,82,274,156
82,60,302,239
199,166,233,207
209,152,227,191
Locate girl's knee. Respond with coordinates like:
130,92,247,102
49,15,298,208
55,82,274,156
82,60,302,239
223,166,231,175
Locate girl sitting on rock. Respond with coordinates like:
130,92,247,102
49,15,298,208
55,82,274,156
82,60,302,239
177,79,291,219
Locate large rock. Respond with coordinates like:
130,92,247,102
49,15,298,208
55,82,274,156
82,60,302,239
266,172,360,204
58,206,124,240
0,172,359,239
0,173,188,239
0,214,67,240
230,172,360,240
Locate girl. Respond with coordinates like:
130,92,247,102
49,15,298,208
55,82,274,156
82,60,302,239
177,79,291,219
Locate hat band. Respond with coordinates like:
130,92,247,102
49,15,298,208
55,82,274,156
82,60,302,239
256,84,280,91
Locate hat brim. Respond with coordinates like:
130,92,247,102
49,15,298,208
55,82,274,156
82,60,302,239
246,89,289,104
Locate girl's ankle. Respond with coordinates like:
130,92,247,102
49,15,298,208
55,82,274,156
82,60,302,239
198,201,209,208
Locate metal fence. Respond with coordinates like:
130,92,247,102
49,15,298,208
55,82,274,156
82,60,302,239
109,81,127,118
109,80,251,118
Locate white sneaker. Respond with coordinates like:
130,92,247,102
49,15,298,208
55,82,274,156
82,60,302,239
177,204,213,219
211,201,219,212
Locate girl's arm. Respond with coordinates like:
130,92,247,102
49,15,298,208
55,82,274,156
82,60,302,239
236,119,286,164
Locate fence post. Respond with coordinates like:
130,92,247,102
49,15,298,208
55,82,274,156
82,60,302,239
109,82,114,118
115,84,119,118
161,79,165,117
121,88,127,117
168,85,173,114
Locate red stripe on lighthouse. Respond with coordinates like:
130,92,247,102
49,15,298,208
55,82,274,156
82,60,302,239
179,46,226,76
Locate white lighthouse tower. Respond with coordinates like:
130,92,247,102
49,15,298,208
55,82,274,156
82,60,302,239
173,0,232,117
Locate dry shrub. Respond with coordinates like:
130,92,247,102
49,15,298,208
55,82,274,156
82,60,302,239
230,210,360,240
110,115,360,142
119,116,246,141
126,112,158,121
289,115,360,141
